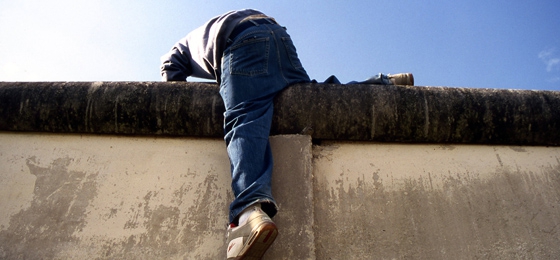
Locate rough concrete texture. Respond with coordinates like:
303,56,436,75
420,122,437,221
0,82,224,137
2,132,559,259
313,142,560,259
274,84,560,145
268,135,315,259
1,81,560,259
1,82,559,145
0,133,313,259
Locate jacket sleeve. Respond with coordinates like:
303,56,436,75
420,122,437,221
160,42,193,82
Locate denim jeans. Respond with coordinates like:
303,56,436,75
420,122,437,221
219,21,310,223
320,73,393,84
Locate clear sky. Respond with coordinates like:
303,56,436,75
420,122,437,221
1,0,559,91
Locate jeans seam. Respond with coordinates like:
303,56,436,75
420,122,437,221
281,37,304,70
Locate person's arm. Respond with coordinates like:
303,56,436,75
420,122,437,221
160,42,193,81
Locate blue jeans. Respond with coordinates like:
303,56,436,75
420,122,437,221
219,22,310,223
321,74,393,84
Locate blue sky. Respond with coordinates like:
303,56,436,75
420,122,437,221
1,0,559,90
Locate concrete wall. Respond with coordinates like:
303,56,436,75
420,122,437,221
0,133,315,259
1,133,559,259
313,142,560,259
1,82,559,259
2,82,559,145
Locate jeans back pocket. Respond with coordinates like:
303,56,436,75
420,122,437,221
229,36,270,76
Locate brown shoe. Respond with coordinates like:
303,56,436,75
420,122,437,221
388,73,414,85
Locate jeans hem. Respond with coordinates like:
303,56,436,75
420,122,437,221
230,198,279,224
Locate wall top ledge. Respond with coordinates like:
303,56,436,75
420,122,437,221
1,82,559,145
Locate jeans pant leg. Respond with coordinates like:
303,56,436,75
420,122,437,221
220,23,310,223
347,73,393,84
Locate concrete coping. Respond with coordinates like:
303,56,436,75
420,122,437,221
0,81,559,145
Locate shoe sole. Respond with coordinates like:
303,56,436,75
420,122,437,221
389,73,414,85
235,221,278,260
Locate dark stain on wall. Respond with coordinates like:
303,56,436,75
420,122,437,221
0,157,98,259
314,160,560,259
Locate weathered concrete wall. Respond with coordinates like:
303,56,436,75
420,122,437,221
313,142,560,259
275,84,560,145
0,82,224,137
1,82,559,145
1,82,559,259
0,133,314,259
1,133,559,259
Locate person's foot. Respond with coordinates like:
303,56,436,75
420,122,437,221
226,205,278,260
388,73,414,85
